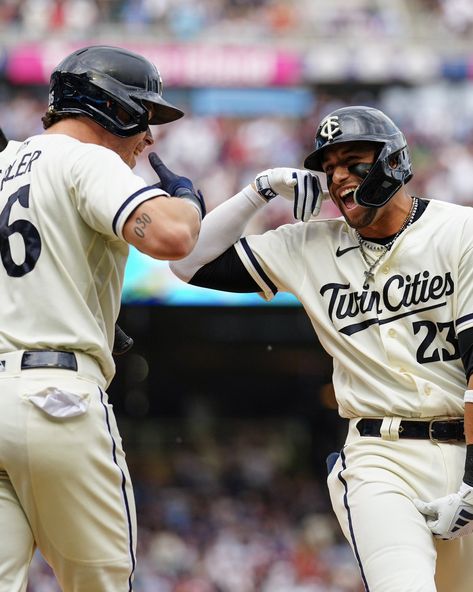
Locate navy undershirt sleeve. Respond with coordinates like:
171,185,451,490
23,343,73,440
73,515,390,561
459,327,473,380
189,245,263,293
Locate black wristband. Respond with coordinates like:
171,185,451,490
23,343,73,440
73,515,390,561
464,444,473,486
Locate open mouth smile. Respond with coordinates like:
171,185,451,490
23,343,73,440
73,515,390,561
339,185,360,211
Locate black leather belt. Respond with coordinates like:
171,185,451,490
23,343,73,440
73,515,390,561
356,418,464,442
21,351,78,371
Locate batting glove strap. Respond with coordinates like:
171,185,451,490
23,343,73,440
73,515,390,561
254,168,323,222
175,187,206,220
255,174,277,200
414,482,473,540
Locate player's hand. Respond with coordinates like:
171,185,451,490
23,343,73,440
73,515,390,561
413,482,473,540
148,153,206,219
253,168,323,222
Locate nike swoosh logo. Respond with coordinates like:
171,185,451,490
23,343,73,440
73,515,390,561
336,245,360,257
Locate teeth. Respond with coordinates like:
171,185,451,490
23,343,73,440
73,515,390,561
341,186,359,198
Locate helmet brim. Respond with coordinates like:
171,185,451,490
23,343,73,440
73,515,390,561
85,69,185,125
304,137,384,172
142,93,184,125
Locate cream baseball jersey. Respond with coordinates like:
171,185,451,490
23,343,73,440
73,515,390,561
0,135,166,384
235,200,473,419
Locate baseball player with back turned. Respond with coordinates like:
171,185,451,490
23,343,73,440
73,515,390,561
169,106,473,591
0,130,135,356
0,45,205,592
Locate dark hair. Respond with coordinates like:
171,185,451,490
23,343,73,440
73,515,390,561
41,109,80,130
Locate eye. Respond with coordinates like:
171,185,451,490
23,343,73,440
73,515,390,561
348,162,372,179
323,165,333,176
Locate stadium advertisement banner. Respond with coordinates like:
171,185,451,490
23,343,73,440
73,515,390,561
5,41,466,86
5,42,303,87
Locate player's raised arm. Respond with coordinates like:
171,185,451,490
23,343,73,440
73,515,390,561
122,154,205,261
169,166,323,289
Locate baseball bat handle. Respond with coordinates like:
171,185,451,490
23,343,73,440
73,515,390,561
113,323,134,355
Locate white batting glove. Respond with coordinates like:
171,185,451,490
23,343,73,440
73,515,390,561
413,482,473,540
254,168,323,222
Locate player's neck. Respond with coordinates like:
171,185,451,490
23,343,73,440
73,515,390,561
44,117,112,146
357,192,415,240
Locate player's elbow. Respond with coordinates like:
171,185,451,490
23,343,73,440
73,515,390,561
144,223,199,260
165,226,199,260
169,260,191,282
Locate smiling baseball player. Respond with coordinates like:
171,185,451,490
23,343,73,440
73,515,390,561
169,106,473,591
0,46,204,592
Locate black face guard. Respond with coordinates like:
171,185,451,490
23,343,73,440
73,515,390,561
353,146,412,208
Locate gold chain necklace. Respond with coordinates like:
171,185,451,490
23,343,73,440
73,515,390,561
355,197,418,290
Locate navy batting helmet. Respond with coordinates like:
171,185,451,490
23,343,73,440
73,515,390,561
47,45,184,137
304,106,413,208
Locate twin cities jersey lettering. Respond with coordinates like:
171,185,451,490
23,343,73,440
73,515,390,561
320,270,454,336
235,200,473,418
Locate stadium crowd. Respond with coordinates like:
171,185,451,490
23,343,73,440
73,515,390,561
0,0,471,41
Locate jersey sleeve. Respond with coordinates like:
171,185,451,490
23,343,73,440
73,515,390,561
68,144,168,240
235,221,311,301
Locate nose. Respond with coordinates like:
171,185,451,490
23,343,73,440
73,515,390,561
331,164,350,185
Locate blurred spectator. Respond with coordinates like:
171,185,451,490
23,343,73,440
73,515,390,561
0,0,463,41
439,0,473,35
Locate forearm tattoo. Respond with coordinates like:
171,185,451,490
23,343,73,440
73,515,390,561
133,212,152,238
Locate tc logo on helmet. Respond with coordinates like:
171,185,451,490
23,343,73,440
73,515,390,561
318,116,342,142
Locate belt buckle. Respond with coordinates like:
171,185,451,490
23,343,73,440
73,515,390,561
428,419,464,443
428,420,439,443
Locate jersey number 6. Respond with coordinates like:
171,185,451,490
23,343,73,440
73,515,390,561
0,184,42,277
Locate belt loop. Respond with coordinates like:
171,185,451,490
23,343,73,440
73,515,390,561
380,417,402,441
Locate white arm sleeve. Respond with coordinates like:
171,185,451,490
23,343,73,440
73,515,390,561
170,184,267,282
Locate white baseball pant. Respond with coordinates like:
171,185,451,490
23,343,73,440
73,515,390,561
327,418,473,592
0,350,137,592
